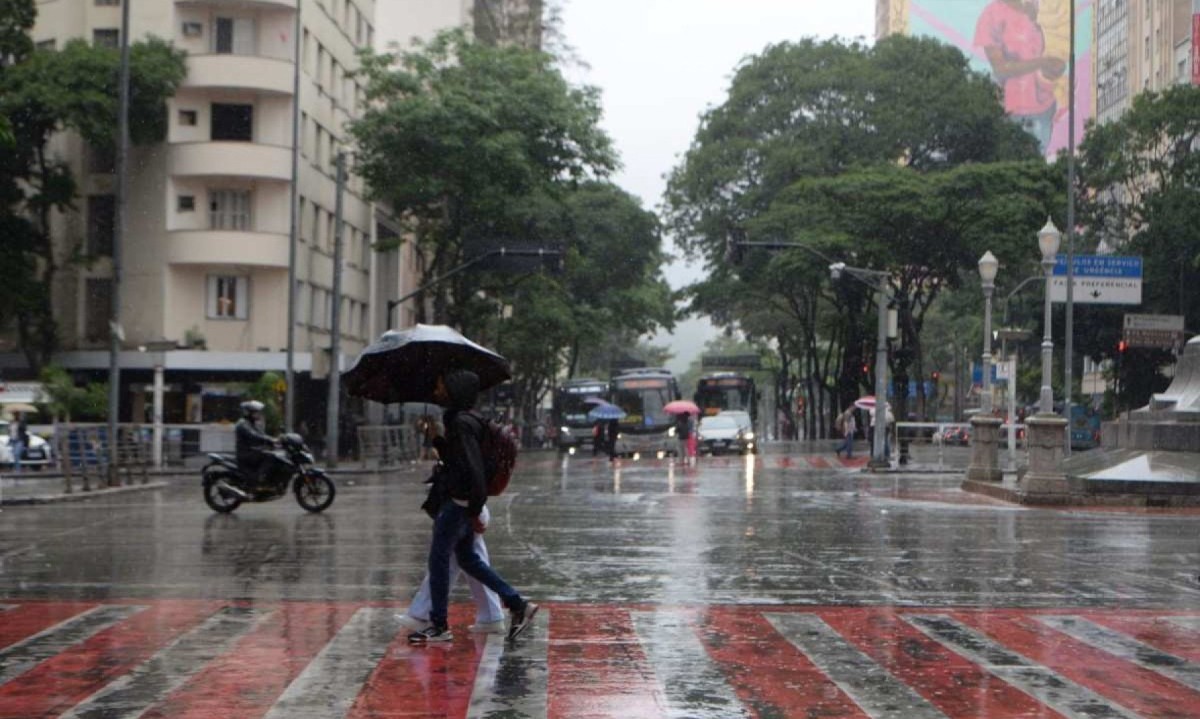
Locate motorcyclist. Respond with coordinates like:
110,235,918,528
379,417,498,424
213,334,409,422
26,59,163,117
235,400,278,488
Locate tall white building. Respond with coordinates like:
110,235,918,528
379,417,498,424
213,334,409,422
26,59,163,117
1095,0,1194,125
19,0,376,426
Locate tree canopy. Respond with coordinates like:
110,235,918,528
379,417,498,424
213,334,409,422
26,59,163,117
665,34,1057,431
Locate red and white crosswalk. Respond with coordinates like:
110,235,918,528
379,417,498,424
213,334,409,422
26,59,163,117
1,601,1199,718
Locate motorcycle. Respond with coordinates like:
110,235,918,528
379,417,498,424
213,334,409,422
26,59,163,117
201,433,336,514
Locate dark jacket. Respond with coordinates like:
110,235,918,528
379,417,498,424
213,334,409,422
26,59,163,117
235,418,275,465
432,370,488,517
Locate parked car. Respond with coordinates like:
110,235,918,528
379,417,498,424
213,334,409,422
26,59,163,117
939,426,972,446
698,415,756,455
0,421,54,468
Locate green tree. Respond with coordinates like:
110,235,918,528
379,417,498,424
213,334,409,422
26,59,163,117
0,21,186,371
664,35,1052,431
1075,85,1200,409
36,365,107,422
351,29,616,332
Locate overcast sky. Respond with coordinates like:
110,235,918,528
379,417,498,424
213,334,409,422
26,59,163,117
557,1,875,372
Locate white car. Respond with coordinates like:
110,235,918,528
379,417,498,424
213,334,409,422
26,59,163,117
0,421,53,467
719,410,753,434
698,415,755,455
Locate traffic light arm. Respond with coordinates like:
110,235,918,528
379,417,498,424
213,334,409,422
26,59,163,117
385,247,562,328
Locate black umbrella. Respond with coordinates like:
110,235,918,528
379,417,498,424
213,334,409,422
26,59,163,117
342,324,511,404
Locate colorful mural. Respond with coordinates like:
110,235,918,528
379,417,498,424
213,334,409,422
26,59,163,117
905,0,1094,158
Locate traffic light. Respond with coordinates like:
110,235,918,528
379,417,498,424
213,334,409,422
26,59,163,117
1117,339,1128,354
931,370,941,382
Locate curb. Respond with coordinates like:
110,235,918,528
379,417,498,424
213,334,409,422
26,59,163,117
1,481,170,506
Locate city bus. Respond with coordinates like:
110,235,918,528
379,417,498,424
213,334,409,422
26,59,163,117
610,368,681,457
552,378,609,453
694,373,757,428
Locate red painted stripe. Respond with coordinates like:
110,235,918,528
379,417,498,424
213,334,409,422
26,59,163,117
0,602,98,650
546,605,667,719
955,610,1200,717
701,607,869,719
808,456,832,469
346,604,482,719
823,608,1065,719
0,601,216,719
139,601,360,719
1084,613,1200,663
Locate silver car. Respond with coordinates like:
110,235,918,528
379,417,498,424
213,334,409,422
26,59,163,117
698,415,756,455
0,420,54,467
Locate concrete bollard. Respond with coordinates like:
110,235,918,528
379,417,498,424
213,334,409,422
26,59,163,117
966,415,1004,482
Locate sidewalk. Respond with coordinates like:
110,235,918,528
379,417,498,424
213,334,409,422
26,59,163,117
0,473,174,505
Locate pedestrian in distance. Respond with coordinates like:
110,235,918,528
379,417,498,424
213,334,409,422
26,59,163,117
9,412,28,474
605,417,619,462
674,411,689,459
834,407,857,459
409,369,537,644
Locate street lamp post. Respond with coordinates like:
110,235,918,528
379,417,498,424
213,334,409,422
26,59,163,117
1037,218,1062,415
978,251,999,415
1021,217,1070,499
966,251,1004,483
830,262,891,470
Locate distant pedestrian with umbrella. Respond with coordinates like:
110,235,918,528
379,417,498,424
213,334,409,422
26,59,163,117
663,399,700,464
586,401,625,461
343,325,539,643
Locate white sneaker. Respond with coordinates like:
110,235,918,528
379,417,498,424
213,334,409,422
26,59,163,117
468,619,506,634
395,613,431,632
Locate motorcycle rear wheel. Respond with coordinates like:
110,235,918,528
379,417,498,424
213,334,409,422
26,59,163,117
294,474,335,513
203,472,242,513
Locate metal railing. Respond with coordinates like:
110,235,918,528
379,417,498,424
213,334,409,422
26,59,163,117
892,421,1028,471
51,424,153,493
356,425,420,469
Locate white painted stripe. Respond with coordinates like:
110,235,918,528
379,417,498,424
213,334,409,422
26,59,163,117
1168,616,1200,631
61,606,267,719
907,614,1140,719
632,610,751,718
0,605,143,685
0,604,15,612
1040,616,1200,692
766,613,948,719
262,607,396,719
466,609,550,718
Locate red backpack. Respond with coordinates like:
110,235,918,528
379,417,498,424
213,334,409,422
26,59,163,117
469,412,519,496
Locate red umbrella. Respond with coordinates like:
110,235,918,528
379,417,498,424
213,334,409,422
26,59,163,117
853,396,876,410
663,400,701,415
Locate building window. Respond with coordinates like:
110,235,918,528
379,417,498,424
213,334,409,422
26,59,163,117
36,39,56,51
207,275,249,319
181,21,203,38
178,195,195,212
92,29,119,48
87,195,116,256
209,189,251,230
85,278,113,341
95,0,119,6
210,103,253,141
213,17,255,55
178,109,197,126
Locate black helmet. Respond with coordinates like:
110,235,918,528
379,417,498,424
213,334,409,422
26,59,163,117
240,400,265,417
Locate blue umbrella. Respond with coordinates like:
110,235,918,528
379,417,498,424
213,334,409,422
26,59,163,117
587,403,626,421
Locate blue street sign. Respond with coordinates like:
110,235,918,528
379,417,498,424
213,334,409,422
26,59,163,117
1050,255,1142,305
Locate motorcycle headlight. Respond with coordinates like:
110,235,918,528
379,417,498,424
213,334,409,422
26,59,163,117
301,452,314,463
561,426,570,434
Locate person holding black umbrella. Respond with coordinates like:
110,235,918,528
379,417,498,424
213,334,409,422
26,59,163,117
409,369,537,644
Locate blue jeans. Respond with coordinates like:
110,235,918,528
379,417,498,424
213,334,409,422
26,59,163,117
11,440,23,472
428,501,521,628
837,435,854,458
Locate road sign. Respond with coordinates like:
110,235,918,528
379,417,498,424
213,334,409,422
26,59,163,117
1123,314,1186,349
1049,255,1142,305
701,354,762,370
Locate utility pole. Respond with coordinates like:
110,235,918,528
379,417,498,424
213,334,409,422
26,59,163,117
326,151,346,467
284,0,303,432
1063,0,1078,455
107,0,132,486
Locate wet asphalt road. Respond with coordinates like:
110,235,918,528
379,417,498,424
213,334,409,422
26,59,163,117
2,447,1198,607
2,446,1200,718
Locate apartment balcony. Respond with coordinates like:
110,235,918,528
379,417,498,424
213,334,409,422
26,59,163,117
169,141,291,182
166,230,290,269
176,0,296,10
184,54,295,96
